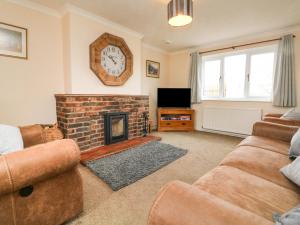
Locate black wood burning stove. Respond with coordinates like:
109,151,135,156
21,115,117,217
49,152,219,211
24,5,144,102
104,112,129,145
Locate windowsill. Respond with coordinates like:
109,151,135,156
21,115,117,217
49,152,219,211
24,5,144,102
201,98,272,103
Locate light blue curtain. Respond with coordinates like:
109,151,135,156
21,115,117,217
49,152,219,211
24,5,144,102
273,34,296,107
189,52,202,104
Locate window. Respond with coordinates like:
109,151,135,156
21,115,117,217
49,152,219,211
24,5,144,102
201,45,277,101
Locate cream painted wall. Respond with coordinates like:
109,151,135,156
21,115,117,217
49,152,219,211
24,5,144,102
169,30,300,130
141,46,169,128
0,2,145,126
0,1,64,126
1,1,299,131
64,12,143,95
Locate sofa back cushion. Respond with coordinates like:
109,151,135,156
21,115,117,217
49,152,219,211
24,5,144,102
19,125,44,148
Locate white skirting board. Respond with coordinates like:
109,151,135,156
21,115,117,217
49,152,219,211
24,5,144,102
202,107,262,135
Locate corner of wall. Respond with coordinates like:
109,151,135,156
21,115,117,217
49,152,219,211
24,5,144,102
62,12,72,94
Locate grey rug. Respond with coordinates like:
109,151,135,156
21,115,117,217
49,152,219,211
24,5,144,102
85,141,187,191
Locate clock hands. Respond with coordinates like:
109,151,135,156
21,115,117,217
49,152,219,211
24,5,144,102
108,55,117,65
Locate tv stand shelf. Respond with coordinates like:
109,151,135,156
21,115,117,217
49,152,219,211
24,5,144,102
158,108,195,132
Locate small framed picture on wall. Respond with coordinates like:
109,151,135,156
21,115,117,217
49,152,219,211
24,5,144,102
0,22,27,59
146,60,160,78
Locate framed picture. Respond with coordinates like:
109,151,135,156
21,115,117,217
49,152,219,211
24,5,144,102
0,22,27,59
146,60,160,78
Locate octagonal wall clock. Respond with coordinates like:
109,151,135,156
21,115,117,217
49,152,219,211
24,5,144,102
90,33,133,86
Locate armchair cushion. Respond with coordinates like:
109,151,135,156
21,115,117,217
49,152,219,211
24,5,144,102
0,124,23,154
19,125,44,148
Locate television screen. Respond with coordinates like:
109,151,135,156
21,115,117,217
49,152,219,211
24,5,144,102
157,88,191,108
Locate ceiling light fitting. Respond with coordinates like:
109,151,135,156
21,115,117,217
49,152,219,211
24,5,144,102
168,0,193,27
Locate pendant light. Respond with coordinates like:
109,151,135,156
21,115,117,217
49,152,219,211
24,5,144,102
168,0,193,27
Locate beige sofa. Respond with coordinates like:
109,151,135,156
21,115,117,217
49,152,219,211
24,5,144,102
148,122,300,225
0,125,83,225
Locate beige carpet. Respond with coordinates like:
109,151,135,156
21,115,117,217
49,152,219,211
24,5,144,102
68,131,242,225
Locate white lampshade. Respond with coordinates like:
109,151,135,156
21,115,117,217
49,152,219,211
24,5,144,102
168,0,193,27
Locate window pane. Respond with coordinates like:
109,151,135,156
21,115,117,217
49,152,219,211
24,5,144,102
224,54,246,98
249,52,274,97
202,60,221,97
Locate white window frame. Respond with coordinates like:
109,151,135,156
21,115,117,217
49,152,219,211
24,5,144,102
201,44,278,102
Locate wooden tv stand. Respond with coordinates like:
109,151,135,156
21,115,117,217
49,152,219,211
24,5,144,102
157,108,195,132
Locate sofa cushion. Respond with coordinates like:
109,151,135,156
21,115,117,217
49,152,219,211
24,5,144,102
281,156,300,187
19,125,44,148
239,136,289,155
220,146,298,192
193,166,300,221
273,204,300,225
281,108,300,121
289,129,300,159
148,180,273,225
0,124,23,155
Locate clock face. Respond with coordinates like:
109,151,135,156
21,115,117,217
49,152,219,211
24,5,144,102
101,45,126,77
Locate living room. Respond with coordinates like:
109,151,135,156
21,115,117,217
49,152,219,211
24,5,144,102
1,0,300,225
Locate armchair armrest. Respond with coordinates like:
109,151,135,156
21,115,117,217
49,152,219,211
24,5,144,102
252,122,298,143
0,139,80,196
148,181,272,225
264,113,283,118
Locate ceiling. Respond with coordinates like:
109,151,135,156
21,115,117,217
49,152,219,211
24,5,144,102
28,0,300,52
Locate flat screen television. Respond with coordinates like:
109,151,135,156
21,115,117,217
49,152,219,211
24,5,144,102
157,88,191,108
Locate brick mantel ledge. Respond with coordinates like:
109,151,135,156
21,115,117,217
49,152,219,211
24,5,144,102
55,94,149,97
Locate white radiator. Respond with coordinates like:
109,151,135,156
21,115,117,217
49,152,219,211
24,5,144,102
202,107,262,135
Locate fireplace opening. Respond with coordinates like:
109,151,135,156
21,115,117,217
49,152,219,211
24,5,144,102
104,112,129,145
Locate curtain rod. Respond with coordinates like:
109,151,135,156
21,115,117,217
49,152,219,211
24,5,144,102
190,35,296,56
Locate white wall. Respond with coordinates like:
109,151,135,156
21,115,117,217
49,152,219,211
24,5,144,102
1,1,300,130
0,2,146,126
64,12,143,95
0,1,64,126
169,29,300,130
141,45,169,127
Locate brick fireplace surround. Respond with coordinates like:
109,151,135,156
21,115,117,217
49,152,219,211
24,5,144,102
55,94,149,151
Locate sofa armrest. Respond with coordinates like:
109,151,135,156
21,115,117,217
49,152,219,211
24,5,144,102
263,117,300,126
19,124,44,148
0,139,80,195
264,113,283,118
148,181,272,225
252,122,298,142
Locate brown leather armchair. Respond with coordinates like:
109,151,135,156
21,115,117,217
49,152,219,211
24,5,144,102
0,125,83,225
263,113,300,126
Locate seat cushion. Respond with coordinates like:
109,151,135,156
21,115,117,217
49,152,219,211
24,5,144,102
220,146,299,192
149,181,273,225
194,166,300,221
239,136,289,155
